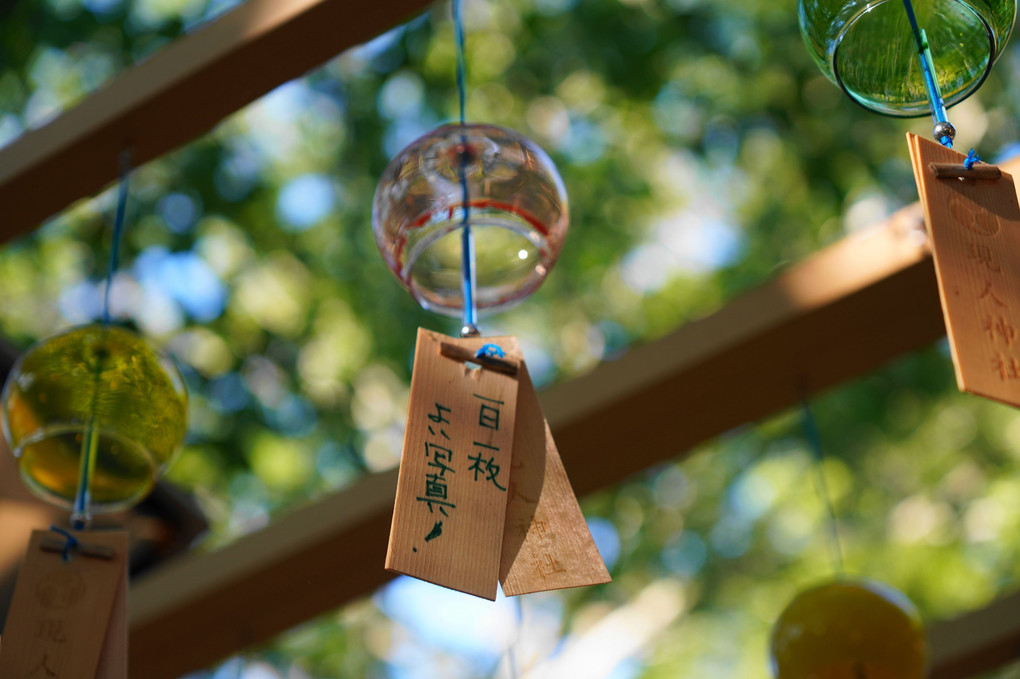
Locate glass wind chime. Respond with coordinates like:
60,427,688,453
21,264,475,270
772,1,1016,676
800,0,1014,135
0,156,187,678
376,0,608,601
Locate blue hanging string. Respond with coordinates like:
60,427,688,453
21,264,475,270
800,401,846,576
453,0,478,336
72,150,132,530
902,0,954,147
49,524,78,562
964,148,983,169
102,150,132,325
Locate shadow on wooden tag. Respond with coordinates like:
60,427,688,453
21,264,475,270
499,361,611,595
908,133,1020,408
0,529,128,679
386,329,521,600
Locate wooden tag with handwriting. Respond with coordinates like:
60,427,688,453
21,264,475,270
499,362,611,595
386,329,520,600
909,133,1020,407
0,530,128,679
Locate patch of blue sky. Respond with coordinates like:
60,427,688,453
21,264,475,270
587,517,621,570
378,576,519,662
659,215,743,274
522,343,555,387
378,71,425,120
58,280,104,323
385,636,480,679
597,320,631,360
82,0,122,18
209,372,251,413
135,285,185,336
622,209,743,293
260,80,315,125
619,244,673,293
276,174,336,231
727,465,779,523
653,83,703,142
23,88,62,130
134,246,226,321
0,115,23,149
261,393,317,436
187,0,244,30
243,85,309,164
534,0,580,16
994,141,1020,164
709,516,753,559
346,24,409,76
384,115,441,158
215,139,262,201
238,662,281,679
662,530,707,577
158,192,200,234
606,657,644,679
559,118,607,165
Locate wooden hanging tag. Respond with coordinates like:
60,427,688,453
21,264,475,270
386,329,521,600
0,529,128,679
908,133,1020,407
499,361,611,595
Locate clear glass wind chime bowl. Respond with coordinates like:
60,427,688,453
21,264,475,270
799,0,1016,116
373,123,569,317
770,579,928,678
1,324,188,513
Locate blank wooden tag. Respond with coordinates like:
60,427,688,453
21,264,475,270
0,529,128,679
908,133,1020,407
499,361,611,595
386,329,521,600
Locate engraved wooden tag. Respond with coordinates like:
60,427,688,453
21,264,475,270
908,133,1020,407
499,361,611,595
0,530,128,679
386,329,521,600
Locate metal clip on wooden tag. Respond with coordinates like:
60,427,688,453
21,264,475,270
387,328,610,600
0,529,129,679
908,133,1020,408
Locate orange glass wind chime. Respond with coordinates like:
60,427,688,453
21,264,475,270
772,0,1017,676
376,0,609,601
0,154,188,678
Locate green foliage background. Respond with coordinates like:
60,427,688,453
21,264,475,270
1,0,1020,676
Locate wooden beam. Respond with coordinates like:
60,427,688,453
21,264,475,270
930,591,1020,679
130,470,398,677
129,162,1020,676
544,202,945,497
0,0,433,242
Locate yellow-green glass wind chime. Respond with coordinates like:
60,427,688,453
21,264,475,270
375,0,610,600
773,0,1016,677
0,155,188,678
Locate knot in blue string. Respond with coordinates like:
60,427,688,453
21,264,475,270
964,149,983,170
476,344,505,359
50,525,78,562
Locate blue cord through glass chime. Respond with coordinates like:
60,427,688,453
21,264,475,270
71,150,132,530
902,0,955,147
454,0,480,338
